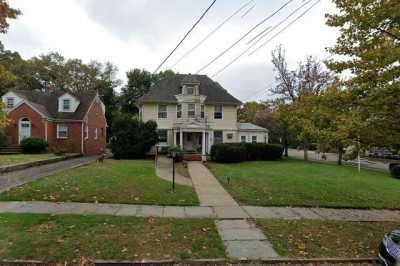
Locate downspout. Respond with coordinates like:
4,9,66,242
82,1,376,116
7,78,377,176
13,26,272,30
44,119,48,142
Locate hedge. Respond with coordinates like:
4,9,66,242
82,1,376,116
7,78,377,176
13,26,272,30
20,137,48,154
389,163,400,179
211,143,283,163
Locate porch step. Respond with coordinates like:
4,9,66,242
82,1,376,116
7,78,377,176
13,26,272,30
0,146,22,154
184,154,202,161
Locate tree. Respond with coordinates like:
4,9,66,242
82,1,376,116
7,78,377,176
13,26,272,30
0,0,21,34
110,114,158,159
326,0,400,147
0,64,15,93
121,68,175,114
238,101,267,122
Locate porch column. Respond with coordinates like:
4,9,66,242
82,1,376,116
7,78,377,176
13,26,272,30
180,128,183,150
202,130,206,161
173,130,177,146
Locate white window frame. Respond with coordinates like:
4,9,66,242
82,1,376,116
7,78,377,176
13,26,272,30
57,124,68,139
252,135,257,143
186,86,194,95
158,104,168,119
84,125,88,140
6,98,14,109
188,103,195,118
176,104,182,118
201,104,205,118
94,128,98,140
158,129,168,144
227,133,233,140
214,104,223,119
241,135,246,143
62,99,71,111
214,131,223,144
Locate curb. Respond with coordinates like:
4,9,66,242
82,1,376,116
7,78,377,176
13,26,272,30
0,154,82,174
0,257,379,265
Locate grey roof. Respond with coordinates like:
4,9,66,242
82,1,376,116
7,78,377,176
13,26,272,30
139,74,242,105
238,122,268,131
10,89,97,120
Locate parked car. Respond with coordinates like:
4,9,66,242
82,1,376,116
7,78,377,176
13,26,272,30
370,147,399,160
379,230,400,266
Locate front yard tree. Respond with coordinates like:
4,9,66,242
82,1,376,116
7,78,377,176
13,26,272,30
110,114,158,159
326,0,400,146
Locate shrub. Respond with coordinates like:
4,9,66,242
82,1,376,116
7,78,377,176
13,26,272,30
0,128,6,147
390,163,400,179
52,139,75,155
211,143,283,163
110,114,158,159
20,137,48,154
167,146,184,162
211,143,247,163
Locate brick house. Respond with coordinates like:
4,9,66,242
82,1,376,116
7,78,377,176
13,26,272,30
1,89,107,155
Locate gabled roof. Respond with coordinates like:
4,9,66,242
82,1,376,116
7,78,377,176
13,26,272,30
139,74,242,105
238,122,268,131
8,89,97,120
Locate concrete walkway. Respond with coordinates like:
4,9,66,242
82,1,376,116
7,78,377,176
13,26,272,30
155,156,193,187
0,156,98,193
187,161,278,259
0,201,399,222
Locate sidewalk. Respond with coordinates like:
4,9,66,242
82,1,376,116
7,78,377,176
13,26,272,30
187,161,279,259
155,156,193,187
0,156,98,193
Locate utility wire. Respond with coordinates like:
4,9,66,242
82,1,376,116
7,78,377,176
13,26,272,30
169,0,253,69
212,0,320,77
153,0,217,74
249,0,320,56
241,3,256,18
246,0,312,45
195,0,295,74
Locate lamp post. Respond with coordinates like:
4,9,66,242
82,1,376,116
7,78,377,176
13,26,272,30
171,151,176,192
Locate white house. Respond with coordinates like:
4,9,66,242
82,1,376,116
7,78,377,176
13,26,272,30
138,74,268,161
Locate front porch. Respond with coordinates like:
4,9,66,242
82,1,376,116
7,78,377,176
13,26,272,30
173,129,211,161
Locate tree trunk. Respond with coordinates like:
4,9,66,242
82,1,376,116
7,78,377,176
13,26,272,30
337,144,343,165
303,143,308,161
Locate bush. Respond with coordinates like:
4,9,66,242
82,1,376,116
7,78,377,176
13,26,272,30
0,128,6,147
110,114,158,159
211,143,247,163
167,146,184,162
390,163,400,179
20,137,48,154
211,143,283,163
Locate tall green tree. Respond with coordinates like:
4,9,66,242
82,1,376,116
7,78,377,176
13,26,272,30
326,0,400,147
0,0,20,33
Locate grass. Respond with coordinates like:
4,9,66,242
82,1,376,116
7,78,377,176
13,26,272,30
0,160,199,205
208,158,400,209
0,154,62,166
0,213,225,262
256,219,400,258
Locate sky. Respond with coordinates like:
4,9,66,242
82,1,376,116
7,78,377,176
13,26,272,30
1,0,338,102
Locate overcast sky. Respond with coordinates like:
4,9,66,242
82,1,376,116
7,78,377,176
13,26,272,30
1,0,338,102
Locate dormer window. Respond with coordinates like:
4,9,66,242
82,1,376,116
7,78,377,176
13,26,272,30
63,99,71,111
186,86,194,95
6,98,14,109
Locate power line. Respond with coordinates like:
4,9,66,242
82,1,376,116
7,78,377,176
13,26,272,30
241,3,256,18
169,0,253,69
195,0,295,74
153,0,217,74
212,0,320,77
249,0,321,56
246,0,312,45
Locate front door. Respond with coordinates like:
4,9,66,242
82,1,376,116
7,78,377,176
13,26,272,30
18,118,31,143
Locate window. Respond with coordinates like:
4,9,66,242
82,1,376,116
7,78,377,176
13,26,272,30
158,104,167,119
227,133,233,140
84,125,88,139
201,105,205,118
252,136,257,143
241,136,246,143
177,104,182,118
6,98,14,109
57,124,68,139
94,128,98,140
214,131,223,144
158,129,168,143
214,105,223,119
186,86,194,95
188,104,195,118
63,99,71,111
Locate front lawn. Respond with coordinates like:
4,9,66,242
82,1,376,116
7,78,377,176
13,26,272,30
208,159,400,209
0,154,62,167
0,160,199,205
0,213,224,262
256,219,399,258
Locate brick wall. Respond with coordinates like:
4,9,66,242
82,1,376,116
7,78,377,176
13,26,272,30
83,99,107,155
47,121,83,154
